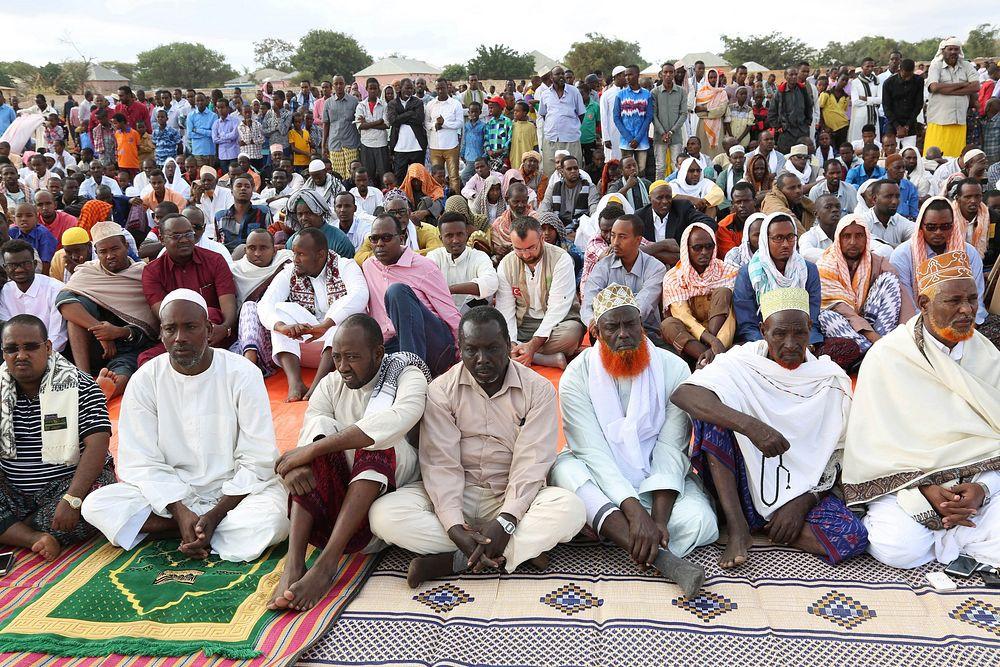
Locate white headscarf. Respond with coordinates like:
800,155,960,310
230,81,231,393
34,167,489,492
724,212,765,270
932,37,965,63
746,212,809,301
853,178,879,216
672,157,714,198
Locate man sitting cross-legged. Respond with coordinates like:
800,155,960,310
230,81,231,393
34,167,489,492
82,290,290,562
0,315,115,561
257,226,368,402
844,251,1000,569
672,287,868,569
56,222,158,400
269,314,431,611
369,306,586,588
550,284,719,597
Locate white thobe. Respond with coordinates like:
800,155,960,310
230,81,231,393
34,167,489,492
427,246,499,310
81,351,289,562
256,259,368,364
600,84,622,160
0,275,67,352
848,77,882,143
198,188,235,241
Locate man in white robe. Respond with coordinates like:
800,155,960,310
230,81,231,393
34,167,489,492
673,287,868,570
550,284,718,597
849,59,882,144
82,289,289,562
844,251,1000,569
600,67,626,161
257,226,368,402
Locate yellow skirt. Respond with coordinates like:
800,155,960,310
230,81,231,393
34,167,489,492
923,123,967,158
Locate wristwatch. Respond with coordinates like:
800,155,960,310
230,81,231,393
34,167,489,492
495,515,516,535
62,494,83,509
978,482,992,508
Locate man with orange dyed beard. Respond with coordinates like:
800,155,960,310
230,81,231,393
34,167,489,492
550,283,718,598
673,287,867,570
843,251,1000,570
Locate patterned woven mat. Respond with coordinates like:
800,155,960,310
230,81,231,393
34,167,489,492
300,542,1000,666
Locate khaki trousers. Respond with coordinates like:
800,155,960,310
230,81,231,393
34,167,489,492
429,147,461,192
517,318,586,356
368,482,585,571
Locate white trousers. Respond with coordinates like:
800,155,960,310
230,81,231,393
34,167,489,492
549,452,719,558
864,490,1000,569
270,302,336,366
368,482,585,572
81,481,290,563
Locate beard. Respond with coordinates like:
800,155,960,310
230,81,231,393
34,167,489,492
598,340,651,379
933,324,975,344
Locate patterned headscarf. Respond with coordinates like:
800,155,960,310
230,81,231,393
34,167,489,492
444,194,488,233
471,174,506,222
284,188,332,230
537,211,571,250
911,196,966,277
662,222,737,308
401,163,444,203
747,212,809,301
817,214,873,311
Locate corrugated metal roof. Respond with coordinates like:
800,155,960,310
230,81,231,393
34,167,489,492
87,63,128,82
354,58,441,77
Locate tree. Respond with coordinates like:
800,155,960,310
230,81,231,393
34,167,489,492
55,61,90,94
134,42,236,87
719,33,813,70
563,33,649,78
291,30,372,83
37,63,63,87
440,63,467,81
100,61,136,82
466,44,535,79
964,23,999,59
253,38,295,71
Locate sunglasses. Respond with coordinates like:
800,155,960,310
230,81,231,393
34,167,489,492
2,342,44,355
368,233,399,244
923,223,954,233
165,231,196,240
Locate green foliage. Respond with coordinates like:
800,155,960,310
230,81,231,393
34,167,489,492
720,33,813,70
440,63,468,81
466,44,535,79
963,23,1000,59
55,61,90,94
291,30,372,83
564,33,649,78
253,38,295,71
134,42,236,87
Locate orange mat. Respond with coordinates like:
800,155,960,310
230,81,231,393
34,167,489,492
108,364,568,456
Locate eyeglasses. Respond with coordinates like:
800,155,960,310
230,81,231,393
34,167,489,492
368,233,398,244
4,259,35,269
923,223,954,233
2,342,43,355
768,233,797,244
385,208,407,217
165,231,196,240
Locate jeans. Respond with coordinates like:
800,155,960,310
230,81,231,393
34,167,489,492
383,283,456,376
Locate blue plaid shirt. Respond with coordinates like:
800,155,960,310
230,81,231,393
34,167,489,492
152,126,181,165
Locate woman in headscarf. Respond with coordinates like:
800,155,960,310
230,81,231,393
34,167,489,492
573,191,634,256
502,168,537,207
537,211,583,284
401,163,445,224
599,159,621,195
694,68,731,158
744,152,773,198
734,211,823,345
139,157,190,198
816,214,912,363
724,212,764,270
445,194,491,253
671,157,724,217
661,222,738,365
724,85,754,148
853,178,879,216
519,150,547,201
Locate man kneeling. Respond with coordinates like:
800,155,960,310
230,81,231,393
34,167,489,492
550,284,719,597
369,306,586,587
82,290,290,562
673,287,868,569
269,314,431,611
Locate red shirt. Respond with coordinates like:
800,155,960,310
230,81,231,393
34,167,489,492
716,213,743,260
39,211,79,249
114,100,150,131
142,246,236,311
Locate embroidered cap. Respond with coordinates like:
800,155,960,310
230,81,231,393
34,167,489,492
760,287,810,322
593,283,640,323
90,221,126,243
916,250,974,295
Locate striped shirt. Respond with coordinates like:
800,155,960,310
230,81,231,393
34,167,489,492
0,370,111,493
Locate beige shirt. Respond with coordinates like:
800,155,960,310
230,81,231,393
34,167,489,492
925,58,978,126
419,360,558,529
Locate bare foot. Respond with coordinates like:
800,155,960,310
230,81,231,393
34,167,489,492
268,559,306,610
244,349,259,367
528,552,550,570
285,380,308,403
31,533,62,561
406,553,456,589
718,528,751,569
284,561,339,611
96,369,117,401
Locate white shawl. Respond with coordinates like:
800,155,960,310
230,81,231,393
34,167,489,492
684,340,852,519
672,157,716,199
588,338,664,488
231,248,293,303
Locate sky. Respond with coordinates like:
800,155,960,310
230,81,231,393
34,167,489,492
1,1,993,72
